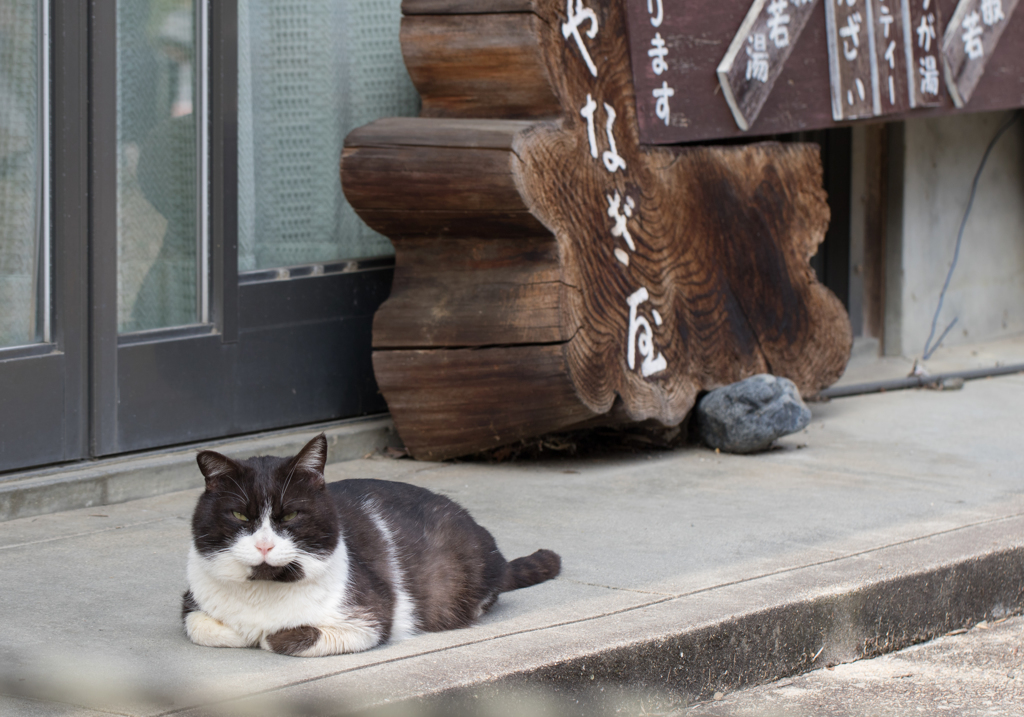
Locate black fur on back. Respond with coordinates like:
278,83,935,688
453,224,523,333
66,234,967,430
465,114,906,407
328,479,560,632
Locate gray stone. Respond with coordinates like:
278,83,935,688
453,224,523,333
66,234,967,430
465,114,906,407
695,374,811,453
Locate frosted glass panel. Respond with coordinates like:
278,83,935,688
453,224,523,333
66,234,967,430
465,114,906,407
117,0,199,333
238,0,419,272
0,0,44,348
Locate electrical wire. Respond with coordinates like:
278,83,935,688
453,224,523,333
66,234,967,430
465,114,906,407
817,362,1024,399
921,110,1023,361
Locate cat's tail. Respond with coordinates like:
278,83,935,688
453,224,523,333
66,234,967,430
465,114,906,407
503,549,561,591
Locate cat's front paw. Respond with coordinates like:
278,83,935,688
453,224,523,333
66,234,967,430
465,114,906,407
185,611,249,648
261,621,381,656
262,625,322,656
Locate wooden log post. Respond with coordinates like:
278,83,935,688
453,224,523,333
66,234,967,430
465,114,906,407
342,0,853,461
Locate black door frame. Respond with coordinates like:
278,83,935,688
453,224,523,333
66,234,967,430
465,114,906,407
1,0,391,474
0,0,89,474
89,0,392,457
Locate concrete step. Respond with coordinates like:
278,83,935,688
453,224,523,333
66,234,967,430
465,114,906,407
0,416,397,523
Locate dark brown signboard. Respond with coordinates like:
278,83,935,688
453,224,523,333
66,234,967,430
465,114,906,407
625,0,1024,143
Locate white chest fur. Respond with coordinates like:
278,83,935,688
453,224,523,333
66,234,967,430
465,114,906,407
186,544,353,646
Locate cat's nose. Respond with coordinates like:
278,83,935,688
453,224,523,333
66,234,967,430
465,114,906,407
255,540,275,558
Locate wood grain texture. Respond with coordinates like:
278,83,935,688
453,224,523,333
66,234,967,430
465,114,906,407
345,118,537,150
402,13,560,119
347,209,550,239
343,0,852,458
372,344,599,461
513,0,851,422
341,145,524,213
341,120,552,237
373,236,577,348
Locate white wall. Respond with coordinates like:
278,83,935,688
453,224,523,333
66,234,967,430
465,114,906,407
888,111,1024,357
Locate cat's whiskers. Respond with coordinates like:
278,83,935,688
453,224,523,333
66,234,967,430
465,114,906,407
279,463,299,503
221,491,248,505
226,475,250,502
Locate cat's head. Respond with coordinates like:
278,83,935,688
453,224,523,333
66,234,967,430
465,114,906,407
190,433,340,583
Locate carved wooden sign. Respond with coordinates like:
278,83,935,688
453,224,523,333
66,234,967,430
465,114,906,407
625,0,1024,142
942,0,1021,106
343,0,852,460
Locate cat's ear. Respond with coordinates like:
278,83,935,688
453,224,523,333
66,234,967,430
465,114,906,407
196,450,239,492
288,433,328,489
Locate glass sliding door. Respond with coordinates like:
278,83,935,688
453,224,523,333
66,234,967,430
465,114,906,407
4,0,415,470
116,0,206,334
0,0,48,348
0,0,88,474
236,0,415,272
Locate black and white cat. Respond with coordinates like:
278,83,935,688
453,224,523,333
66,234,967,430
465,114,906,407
182,433,560,657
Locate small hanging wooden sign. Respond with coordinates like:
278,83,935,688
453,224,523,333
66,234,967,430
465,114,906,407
824,0,881,119
871,0,912,114
904,0,946,108
942,0,1021,106
717,0,820,131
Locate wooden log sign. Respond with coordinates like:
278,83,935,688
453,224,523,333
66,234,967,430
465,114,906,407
342,0,852,460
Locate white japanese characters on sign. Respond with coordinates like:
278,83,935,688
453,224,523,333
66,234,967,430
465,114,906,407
981,0,1006,24
601,103,627,173
746,33,770,81
647,0,664,27
627,288,668,377
902,0,944,107
870,0,910,111
649,33,669,74
577,99,629,175
652,82,675,125
960,11,984,58
825,0,882,120
919,54,940,93
767,0,792,47
941,0,1019,107
563,1,668,382
562,0,600,77
840,11,863,61
606,192,636,265
916,9,936,51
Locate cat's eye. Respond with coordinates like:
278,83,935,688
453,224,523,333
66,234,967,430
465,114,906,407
282,512,298,522
232,511,249,522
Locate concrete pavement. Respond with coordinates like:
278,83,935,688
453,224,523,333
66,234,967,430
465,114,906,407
1,336,1023,715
